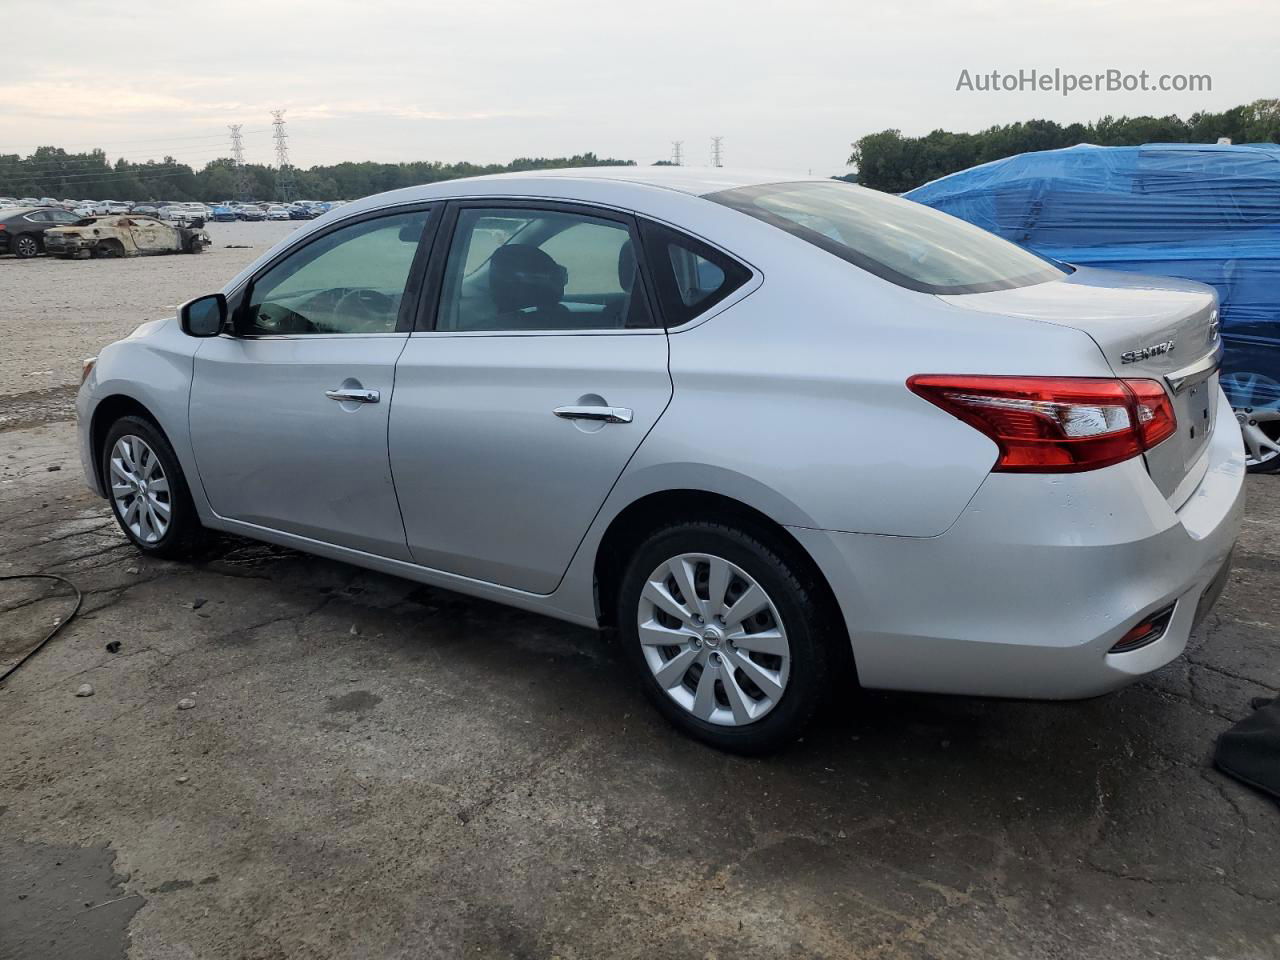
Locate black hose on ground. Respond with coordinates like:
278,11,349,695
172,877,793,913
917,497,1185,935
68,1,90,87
0,574,83,685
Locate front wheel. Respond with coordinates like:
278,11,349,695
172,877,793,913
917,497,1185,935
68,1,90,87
102,416,205,559
617,522,835,754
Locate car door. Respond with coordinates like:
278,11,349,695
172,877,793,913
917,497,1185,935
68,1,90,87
127,216,177,253
189,206,437,559
388,200,672,593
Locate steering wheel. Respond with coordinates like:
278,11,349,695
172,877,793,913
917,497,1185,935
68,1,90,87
335,288,396,326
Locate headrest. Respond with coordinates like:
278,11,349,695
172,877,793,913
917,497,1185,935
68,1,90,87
490,244,567,314
618,239,636,291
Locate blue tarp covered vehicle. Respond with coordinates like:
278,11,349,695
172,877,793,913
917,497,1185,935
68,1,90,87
905,143,1280,471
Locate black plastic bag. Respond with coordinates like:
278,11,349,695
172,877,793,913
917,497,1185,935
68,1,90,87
1214,697,1280,802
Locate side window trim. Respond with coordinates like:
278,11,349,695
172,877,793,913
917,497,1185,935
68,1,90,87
231,202,441,337
412,198,662,335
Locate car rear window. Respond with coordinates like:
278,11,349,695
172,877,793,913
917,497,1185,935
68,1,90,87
708,180,1065,295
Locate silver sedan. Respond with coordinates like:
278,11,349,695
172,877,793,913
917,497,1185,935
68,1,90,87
78,168,1244,752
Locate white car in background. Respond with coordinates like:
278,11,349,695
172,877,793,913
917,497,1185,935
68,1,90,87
266,205,292,221
105,201,130,214
158,204,198,224
76,169,1244,753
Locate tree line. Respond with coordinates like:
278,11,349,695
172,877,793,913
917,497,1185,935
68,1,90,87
850,98,1280,193
0,150,634,203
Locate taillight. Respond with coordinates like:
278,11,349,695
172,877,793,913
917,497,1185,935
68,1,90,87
907,375,1177,473
1123,378,1178,450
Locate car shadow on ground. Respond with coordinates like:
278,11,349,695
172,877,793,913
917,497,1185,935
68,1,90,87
187,531,1258,830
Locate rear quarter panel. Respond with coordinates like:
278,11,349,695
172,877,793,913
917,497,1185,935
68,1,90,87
641,246,1120,537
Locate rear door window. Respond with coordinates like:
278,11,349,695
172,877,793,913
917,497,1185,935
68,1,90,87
434,206,654,332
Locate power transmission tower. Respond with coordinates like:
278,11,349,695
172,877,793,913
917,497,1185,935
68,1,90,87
671,140,684,166
271,109,295,202
710,136,724,168
228,124,253,201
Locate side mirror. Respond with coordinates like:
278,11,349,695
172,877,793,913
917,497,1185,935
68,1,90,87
180,293,227,337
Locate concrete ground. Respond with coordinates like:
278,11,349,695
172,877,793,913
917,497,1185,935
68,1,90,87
1,420,1278,959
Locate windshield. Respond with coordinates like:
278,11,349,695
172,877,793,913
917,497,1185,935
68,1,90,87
708,180,1065,295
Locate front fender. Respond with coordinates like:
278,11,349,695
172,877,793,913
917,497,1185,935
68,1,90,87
77,319,207,516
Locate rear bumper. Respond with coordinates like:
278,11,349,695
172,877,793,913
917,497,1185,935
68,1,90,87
793,392,1246,699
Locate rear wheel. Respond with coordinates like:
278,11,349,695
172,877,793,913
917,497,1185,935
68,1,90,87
102,416,205,558
617,522,834,754
13,233,40,258
1222,372,1280,473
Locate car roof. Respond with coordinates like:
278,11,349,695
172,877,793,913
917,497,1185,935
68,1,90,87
441,165,814,197
324,166,826,225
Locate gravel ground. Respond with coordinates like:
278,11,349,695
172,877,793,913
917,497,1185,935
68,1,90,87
0,221,297,401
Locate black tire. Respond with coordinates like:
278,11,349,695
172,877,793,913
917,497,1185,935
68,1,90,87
616,521,837,754
101,415,205,559
13,233,40,258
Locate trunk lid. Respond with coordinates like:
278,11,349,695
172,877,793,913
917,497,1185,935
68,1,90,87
938,266,1221,504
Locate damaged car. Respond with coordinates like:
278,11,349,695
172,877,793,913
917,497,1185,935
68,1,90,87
43,214,211,259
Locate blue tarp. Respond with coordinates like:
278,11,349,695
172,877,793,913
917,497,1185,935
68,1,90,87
904,143,1280,411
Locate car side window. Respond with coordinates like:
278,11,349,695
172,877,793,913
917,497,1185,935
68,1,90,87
243,210,430,336
638,220,752,327
435,207,654,332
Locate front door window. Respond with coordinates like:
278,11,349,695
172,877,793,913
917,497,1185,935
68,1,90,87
244,211,430,335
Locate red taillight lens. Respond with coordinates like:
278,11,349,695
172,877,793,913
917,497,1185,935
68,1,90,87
1124,377,1178,449
907,375,1176,473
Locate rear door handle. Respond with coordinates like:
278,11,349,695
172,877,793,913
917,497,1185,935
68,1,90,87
326,388,380,404
553,405,633,424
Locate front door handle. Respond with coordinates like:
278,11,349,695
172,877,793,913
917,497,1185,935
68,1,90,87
326,387,380,404
553,405,633,424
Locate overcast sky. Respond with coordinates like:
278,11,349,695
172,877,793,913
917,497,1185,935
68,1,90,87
3,0,1276,176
